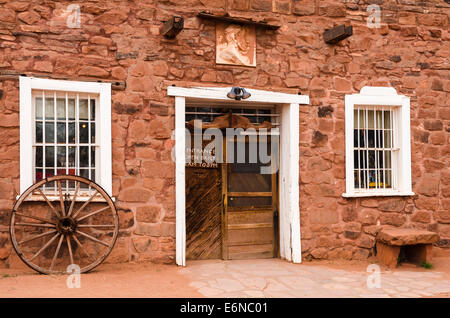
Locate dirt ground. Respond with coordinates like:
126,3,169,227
1,256,449,298
0,262,203,298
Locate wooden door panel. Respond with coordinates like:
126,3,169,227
228,244,274,260
186,167,222,260
228,211,273,225
227,227,274,245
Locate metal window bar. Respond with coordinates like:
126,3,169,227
365,107,369,190
357,108,360,189
53,91,57,192
42,91,46,192
88,95,91,195
65,92,69,192
391,108,395,190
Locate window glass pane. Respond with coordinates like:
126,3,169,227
35,146,43,167
79,169,89,186
384,130,391,148
57,122,66,143
368,130,375,148
91,169,96,182
79,99,89,120
45,146,54,167
384,151,391,168
376,110,383,129
57,146,66,168
68,122,76,143
354,150,359,169
91,147,95,167
80,146,89,167
228,196,272,207
368,110,374,129
385,170,392,188
45,122,54,143
45,97,54,119
35,98,43,119
368,150,375,168
384,111,391,129
378,151,384,168
68,98,75,120
90,99,96,120
360,170,367,188
354,170,358,188
45,169,55,178
35,121,43,143
79,122,89,143
35,169,43,182
357,109,366,128
368,170,376,188
376,130,383,148
91,123,96,143
57,98,66,120
68,146,76,167
359,130,365,147
360,150,367,169
353,109,358,129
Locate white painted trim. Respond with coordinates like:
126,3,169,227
19,77,113,196
168,86,309,105
343,86,413,198
171,86,308,266
175,96,186,266
19,77,33,194
279,103,302,263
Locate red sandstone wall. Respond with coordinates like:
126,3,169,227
0,0,448,266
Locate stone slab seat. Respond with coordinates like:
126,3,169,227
376,228,439,268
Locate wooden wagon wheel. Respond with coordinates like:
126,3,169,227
10,175,119,275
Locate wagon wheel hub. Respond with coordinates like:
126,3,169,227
57,217,77,235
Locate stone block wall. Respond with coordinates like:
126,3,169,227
0,0,448,266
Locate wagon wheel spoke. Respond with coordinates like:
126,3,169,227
50,234,65,271
15,212,56,225
72,233,95,262
18,230,57,245
66,235,74,265
75,230,110,247
67,181,80,217
57,180,66,217
37,188,61,218
29,233,60,262
71,190,99,219
77,224,115,229
76,206,111,222
15,223,55,228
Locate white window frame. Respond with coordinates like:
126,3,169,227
343,86,414,198
19,76,112,198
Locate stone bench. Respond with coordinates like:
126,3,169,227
376,228,439,268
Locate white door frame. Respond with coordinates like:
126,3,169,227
167,86,309,266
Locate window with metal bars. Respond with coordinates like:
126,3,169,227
353,107,394,190
33,91,98,193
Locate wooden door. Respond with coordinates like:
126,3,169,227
222,136,278,260
185,167,222,259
